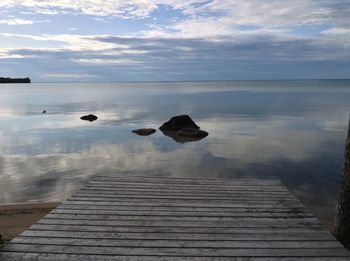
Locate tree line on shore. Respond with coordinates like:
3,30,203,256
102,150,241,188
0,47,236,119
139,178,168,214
0,77,31,83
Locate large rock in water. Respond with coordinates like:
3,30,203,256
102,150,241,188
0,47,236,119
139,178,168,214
159,115,200,131
177,128,208,139
132,128,156,136
80,114,98,122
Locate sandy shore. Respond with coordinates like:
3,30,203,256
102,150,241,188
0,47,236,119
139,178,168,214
0,202,60,245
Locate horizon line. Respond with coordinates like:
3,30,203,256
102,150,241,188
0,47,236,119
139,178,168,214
28,78,350,84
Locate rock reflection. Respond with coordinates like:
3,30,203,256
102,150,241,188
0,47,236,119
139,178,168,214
160,129,208,143
132,128,156,136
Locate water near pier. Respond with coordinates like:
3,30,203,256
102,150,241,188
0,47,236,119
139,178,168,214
0,80,350,229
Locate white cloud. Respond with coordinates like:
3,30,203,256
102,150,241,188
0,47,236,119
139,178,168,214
72,58,141,65
0,18,49,25
1,0,348,28
0,33,128,51
0,48,31,59
144,16,289,39
322,27,350,35
0,0,158,19
0,1,349,41
0,53,24,59
140,1,349,39
43,73,97,79
195,0,333,27
0,18,33,25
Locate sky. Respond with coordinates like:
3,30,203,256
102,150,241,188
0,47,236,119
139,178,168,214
0,0,349,82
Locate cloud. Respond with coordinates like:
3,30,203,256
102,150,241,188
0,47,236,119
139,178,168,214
205,118,321,163
0,0,158,19
72,58,141,65
0,18,34,25
0,1,349,80
43,73,97,79
0,53,25,59
322,27,350,35
0,33,126,51
0,18,49,25
0,30,349,81
136,0,350,39
0,0,349,29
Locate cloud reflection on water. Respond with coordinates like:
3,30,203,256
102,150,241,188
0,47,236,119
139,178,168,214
0,81,350,230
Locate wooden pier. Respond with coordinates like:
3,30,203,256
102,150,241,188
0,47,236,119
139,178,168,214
1,174,349,260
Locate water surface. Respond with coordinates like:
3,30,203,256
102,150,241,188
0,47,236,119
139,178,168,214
1,80,350,229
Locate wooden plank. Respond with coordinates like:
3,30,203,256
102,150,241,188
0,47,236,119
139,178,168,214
85,183,289,192
2,244,349,257
78,188,294,197
44,213,317,222
11,237,343,248
65,198,303,206
20,230,336,241
67,198,301,211
96,174,281,182
37,218,322,228
0,253,345,261
57,204,309,213
70,195,298,203
78,189,293,197
51,209,314,218
28,224,328,234
90,179,282,187
67,197,300,205
87,181,285,189
74,192,295,200
64,200,305,209
91,176,282,185
88,178,283,185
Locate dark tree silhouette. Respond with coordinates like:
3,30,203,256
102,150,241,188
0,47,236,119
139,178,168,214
0,77,31,83
334,114,350,249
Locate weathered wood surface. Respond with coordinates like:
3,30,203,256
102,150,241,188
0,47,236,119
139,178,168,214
1,174,349,260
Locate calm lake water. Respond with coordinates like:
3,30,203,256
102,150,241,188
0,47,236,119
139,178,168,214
0,80,350,229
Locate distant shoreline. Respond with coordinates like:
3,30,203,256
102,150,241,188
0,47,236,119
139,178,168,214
26,78,350,84
0,77,31,84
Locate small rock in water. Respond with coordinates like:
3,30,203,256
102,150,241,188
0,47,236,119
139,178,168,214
42,110,46,113
159,115,200,131
132,128,156,136
177,128,209,138
80,114,98,122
